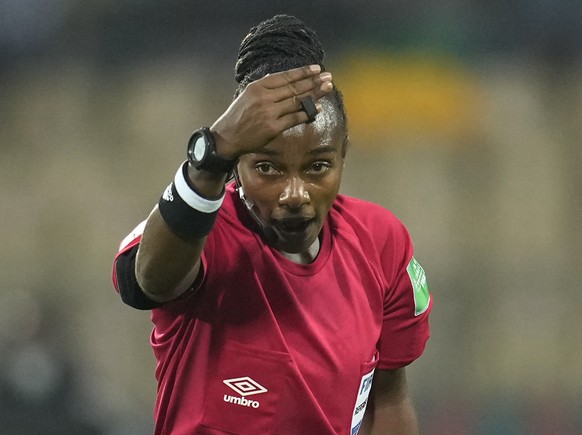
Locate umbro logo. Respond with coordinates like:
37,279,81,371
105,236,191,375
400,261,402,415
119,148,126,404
223,376,268,396
223,376,267,409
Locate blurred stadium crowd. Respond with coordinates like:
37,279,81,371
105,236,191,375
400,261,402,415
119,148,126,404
1,1,581,434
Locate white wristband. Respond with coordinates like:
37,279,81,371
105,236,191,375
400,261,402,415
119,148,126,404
158,161,225,240
173,161,224,213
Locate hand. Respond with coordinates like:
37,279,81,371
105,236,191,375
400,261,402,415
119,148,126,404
209,65,333,160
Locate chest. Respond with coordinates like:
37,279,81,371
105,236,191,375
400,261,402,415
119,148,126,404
205,243,386,372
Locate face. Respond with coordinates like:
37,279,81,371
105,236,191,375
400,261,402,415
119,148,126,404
237,104,346,254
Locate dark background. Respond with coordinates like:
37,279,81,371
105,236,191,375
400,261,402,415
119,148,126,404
1,1,581,433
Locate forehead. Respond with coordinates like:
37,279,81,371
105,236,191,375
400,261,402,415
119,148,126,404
267,99,344,154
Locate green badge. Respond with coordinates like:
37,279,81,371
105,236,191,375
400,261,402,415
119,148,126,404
407,257,430,316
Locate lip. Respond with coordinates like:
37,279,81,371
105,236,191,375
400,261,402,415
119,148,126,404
271,217,314,235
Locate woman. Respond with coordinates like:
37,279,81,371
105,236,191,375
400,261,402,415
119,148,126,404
113,14,432,435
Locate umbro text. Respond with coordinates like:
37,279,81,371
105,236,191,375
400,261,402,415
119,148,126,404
223,394,260,408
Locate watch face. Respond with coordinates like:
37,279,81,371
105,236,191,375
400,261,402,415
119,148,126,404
187,128,234,173
193,136,207,161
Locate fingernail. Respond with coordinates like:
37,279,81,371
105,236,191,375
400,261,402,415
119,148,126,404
321,81,333,91
320,72,332,81
309,64,321,73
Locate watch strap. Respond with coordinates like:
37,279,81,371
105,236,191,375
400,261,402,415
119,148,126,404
189,127,237,174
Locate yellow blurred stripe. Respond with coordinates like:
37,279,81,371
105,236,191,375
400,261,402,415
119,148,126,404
336,52,481,144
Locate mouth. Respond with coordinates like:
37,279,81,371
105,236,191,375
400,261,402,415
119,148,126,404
271,217,314,235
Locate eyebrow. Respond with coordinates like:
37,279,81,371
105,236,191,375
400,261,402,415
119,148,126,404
254,145,338,156
308,145,338,155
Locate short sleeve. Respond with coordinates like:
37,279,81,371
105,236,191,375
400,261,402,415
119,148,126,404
112,220,163,310
376,224,432,370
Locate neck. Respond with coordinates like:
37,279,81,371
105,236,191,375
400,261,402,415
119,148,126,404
280,237,320,264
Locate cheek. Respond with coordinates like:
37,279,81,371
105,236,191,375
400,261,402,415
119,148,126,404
238,167,278,209
238,163,259,194
311,173,342,209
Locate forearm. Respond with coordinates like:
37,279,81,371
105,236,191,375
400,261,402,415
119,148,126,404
360,395,420,435
135,164,228,301
135,207,203,301
359,368,421,435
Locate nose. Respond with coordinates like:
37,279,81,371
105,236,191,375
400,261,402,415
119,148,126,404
279,176,310,209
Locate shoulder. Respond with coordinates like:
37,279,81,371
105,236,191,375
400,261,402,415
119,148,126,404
329,195,413,263
331,195,408,239
332,195,398,219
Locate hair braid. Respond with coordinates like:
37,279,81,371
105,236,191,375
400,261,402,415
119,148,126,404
235,14,324,91
233,14,348,140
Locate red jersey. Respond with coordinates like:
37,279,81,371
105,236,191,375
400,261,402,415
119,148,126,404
113,184,432,434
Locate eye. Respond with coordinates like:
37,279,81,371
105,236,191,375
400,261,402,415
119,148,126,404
255,162,279,175
308,161,331,174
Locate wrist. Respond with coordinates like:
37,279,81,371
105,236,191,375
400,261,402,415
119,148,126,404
208,128,241,162
185,161,229,199
187,127,237,174
158,162,225,240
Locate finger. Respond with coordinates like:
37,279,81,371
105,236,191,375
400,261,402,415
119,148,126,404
277,103,324,130
268,82,332,122
270,72,333,103
300,96,318,123
275,101,324,127
261,65,321,90
274,86,329,118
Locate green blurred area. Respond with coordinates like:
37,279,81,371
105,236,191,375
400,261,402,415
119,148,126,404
1,1,581,434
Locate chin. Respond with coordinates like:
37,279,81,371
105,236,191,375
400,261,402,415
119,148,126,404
278,232,319,254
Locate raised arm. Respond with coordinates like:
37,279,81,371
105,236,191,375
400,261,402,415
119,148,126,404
134,65,333,303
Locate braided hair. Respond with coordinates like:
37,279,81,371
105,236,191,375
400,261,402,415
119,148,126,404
234,14,348,139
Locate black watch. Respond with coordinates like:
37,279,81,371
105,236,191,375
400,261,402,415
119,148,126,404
186,127,236,173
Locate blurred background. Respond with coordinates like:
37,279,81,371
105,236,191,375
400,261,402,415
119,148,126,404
1,1,581,434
